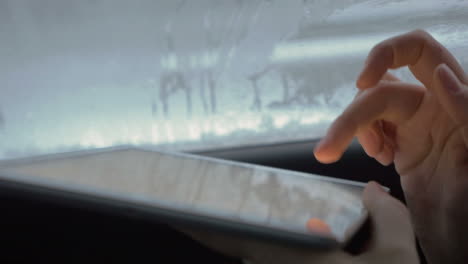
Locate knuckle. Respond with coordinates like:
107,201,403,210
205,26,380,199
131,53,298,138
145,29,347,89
409,29,439,48
365,82,392,99
410,29,431,40
370,41,391,57
376,82,394,93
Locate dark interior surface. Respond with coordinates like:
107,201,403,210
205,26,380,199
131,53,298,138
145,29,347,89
0,140,407,263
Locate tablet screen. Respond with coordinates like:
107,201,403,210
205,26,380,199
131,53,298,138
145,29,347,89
0,147,366,244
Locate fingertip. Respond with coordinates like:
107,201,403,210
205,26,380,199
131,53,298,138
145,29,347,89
363,181,385,204
364,181,385,196
357,43,394,89
369,181,384,191
315,157,340,164
356,73,371,89
357,56,373,89
362,182,390,224
313,139,327,159
313,149,341,164
357,128,382,158
436,63,462,94
434,63,449,81
357,69,381,89
433,63,468,127
377,156,393,166
374,144,394,166
378,159,393,167
313,139,344,164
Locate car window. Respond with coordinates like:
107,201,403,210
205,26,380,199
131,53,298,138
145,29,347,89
1,0,467,159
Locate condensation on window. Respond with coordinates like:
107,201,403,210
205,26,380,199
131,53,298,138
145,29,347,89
0,0,467,159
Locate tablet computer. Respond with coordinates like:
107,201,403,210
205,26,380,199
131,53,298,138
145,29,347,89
0,146,367,249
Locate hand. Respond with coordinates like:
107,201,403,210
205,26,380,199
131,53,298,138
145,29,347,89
314,30,468,264
180,182,418,264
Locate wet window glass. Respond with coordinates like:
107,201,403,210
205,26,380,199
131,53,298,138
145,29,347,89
1,0,467,159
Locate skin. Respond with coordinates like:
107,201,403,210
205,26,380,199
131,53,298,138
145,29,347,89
181,30,468,264
314,29,468,264
182,182,419,264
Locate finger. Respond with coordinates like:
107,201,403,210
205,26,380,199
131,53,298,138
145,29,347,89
433,64,468,124
354,72,399,101
375,123,396,166
374,140,394,166
356,121,384,158
356,74,398,160
357,125,394,166
382,72,400,82
357,30,468,90
361,182,417,255
314,82,424,163
433,63,468,150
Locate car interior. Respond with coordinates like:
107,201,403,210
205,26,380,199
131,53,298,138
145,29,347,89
1,0,467,263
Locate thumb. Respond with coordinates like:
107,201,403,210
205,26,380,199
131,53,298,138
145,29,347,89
361,182,416,252
433,63,468,125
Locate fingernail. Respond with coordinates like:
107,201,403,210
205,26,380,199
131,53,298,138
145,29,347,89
438,64,461,94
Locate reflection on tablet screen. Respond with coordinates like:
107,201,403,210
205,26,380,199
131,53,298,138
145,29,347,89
0,147,366,244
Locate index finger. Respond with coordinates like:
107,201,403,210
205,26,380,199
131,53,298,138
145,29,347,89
314,81,424,164
357,30,468,90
